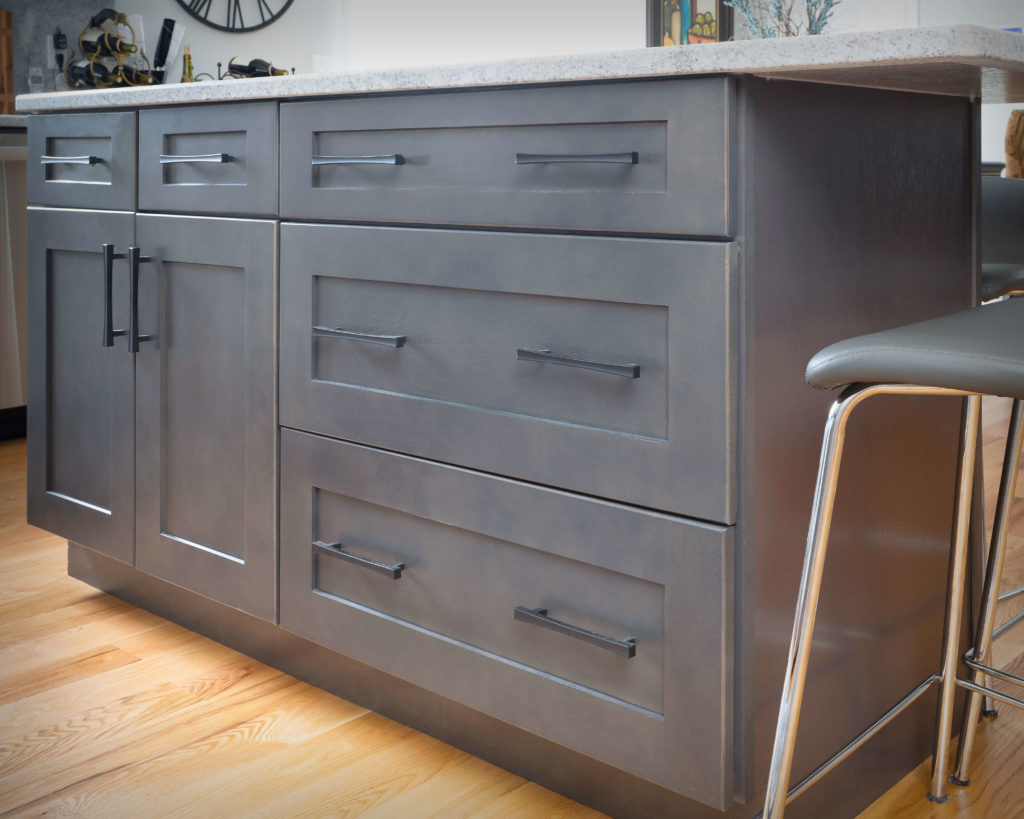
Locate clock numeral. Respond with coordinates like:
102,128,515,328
256,0,273,23
229,0,244,30
188,0,212,19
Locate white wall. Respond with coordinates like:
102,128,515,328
336,0,648,72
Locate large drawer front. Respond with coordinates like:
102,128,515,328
279,429,733,809
280,79,733,236
27,112,136,210
138,102,278,216
280,223,737,522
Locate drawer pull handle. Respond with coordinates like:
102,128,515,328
312,154,406,166
313,540,405,579
313,325,406,348
40,154,100,165
516,347,640,379
514,606,637,658
101,244,126,347
128,247,154,354
159,153,232,164
515,152,638,165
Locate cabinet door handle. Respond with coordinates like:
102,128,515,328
159,153,232,164
513,606,637,658
101,244,126,348
127,247,154,354
516,347,640,379
313,540,405,579
312,154,406,166
313,325,406,348
40,154,100,165
514,152,638,165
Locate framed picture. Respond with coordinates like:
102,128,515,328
648,0,733,46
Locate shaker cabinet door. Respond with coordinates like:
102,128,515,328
133,214,277,621
26,208,136,563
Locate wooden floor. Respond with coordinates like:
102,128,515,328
1,397,1022,817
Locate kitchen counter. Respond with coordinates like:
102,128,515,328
14,24,1024,113
0,115,26,128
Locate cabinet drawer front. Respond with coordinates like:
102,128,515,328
279,429,733,809
280,223,737,522
281,79,732,236
139,103,278,215
27,113,136,210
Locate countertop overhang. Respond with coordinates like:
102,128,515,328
14,24,1024,113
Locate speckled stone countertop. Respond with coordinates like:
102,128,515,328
15,24,1024,113
0,115,28,127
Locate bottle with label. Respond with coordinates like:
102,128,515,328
81,26,137,57
65,57,112,88
180,45,194,83
227,57,289,78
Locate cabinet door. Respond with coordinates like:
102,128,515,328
26,208,135,563
133,214,277,622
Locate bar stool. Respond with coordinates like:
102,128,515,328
761,296,1024,818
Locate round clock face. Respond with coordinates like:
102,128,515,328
176,0,294,33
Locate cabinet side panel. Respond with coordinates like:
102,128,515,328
745,79,974,817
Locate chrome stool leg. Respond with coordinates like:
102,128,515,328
951,398,1024,786
928,394,982,802
762,385,875,819
763,389,981,817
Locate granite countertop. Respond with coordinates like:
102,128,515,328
0,115,28,128
15,24,1024,113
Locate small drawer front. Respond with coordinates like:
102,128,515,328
281,79,732,236
280,223,737,522
27,112,136,210
138,103,278,215
279,429,733,809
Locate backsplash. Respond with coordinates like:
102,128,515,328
4,0,98,95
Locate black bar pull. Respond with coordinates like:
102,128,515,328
312,154,406,166
127,247,154,354
313,540,405,579
516,347,640,379
515,152,638,165
312,325,406,348
159,153,232,164
514,606,637,658
101,243,126,347
40,154,100,165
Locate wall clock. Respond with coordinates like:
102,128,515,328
175,0,295,33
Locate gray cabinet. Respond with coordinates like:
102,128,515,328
280,79,733,236
26,112,136,211
26,208,135,564
280,222,738,521
133,214,277,621
138,103,279,216
279,428,733,809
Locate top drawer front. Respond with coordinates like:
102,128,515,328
27,112,136,210
138,103,278,216
280,79,732,236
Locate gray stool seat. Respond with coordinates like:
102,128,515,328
806,297,1024,397
981,263,1024,302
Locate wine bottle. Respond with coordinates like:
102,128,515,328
65,57,113,88
227,57,289,78
81,27,137,57
180,45,194,83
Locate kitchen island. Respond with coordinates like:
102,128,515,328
18,25,1024,819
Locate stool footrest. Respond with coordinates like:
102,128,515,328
956,674,1024,711
777,674,940,809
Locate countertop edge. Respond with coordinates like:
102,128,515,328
15,24,1024,112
